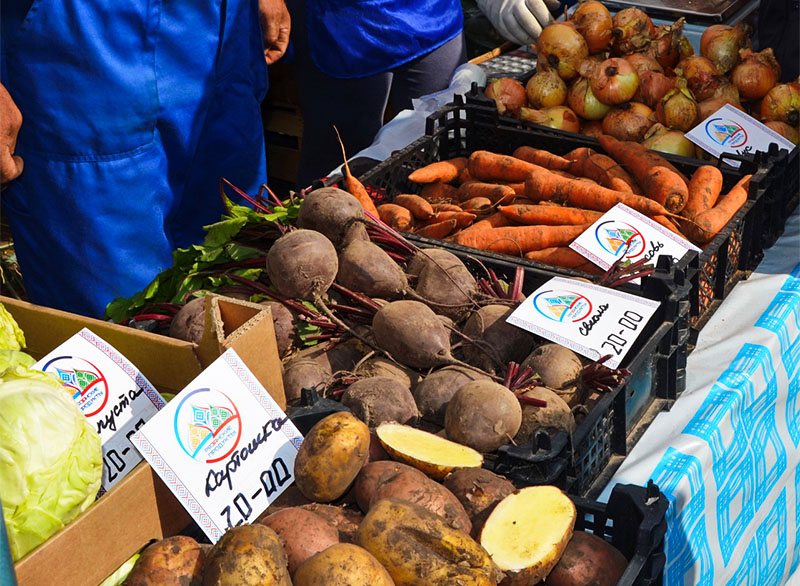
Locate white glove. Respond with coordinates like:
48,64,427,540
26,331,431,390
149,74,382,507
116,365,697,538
476,0,562,46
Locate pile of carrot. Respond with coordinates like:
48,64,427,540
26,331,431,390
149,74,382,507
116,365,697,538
375,136,752,272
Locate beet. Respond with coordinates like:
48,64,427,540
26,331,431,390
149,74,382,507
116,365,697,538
406,248,461,279
266,229,338,301
522,343,584,405
341,376,419,428
259,301,298,357
297,187,368,247
282,358,331,404
462,305,536,374
168,296,207,344
413,250,478,319
289,342,365,374
355,357,423,391
336,240,408,299
372,300,453,369
413,366,492,426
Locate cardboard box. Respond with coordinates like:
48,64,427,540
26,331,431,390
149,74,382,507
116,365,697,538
3,294,286,585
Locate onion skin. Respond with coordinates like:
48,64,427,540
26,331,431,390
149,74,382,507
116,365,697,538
572,1,613,55
624,53,664,75
645,18,685,70
485,78,527,117
537,23,589,81
641,123,697,157
764,121,799,145
760,82,800,125
731,48,781,101
676,55,727,102
635,70,677,109
611,8,655,56
678,35,695,60
590,57,640,105
602,102,655,141
525,70,568,109
700,23,751,74
657,87,698,132
568,77,611,120
519,106,582,133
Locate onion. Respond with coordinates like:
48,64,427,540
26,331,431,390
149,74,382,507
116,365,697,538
641,123,697,156
695,97,744,124
581,119,604,138
624,52,664,76
610,8,655,56
602,102,655,141
657,87,698,131
678,35,695,60
519,106,582,132
572,1,613,54
590,57,639,105
760,82,800,125
731,48,781,101
700,23,751,74
635,70,676,108
645,17,685,70
525,70,568,109
711,79,741,104
536,23,589,81
568,76,611,120
676,55,726,102
764,121,799,145
485,77,527,117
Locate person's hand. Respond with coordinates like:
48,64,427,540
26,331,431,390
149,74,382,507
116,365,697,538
259,0,291,65
476,0,561,46
0,83,23,183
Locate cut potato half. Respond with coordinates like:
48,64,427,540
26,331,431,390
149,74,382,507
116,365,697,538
479,486,576,585
376,422,483,480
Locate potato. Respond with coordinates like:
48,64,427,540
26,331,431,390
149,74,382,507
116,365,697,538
294,543,395,586
444,381,522,453
514,386,575,444
294,411,370,502
354,460,426,513
545,531,628,586
358,498,503,586
259,507,339,575
375,422,483,480
299,503,364,544
479,486,576,586
203,525,291,586
442,468,515,537
371,467,472,533
123,536,205,586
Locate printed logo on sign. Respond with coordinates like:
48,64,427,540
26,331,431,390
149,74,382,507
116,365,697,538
533,290,593,323
705,117,748,148
42,356,108,417
174,388,243,464
595,220,645,258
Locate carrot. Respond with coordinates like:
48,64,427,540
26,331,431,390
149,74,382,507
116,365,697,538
468,151,539,182
572,153,642,194
499,204,603,225
502,181,527,196
408,157,467,184
457,181,516,204
431,202,463,213
453,224,589,255
414,218,458,239
393,193,434,220
460,197,493,212
420,182,458,202
377,203,413,231
652,215,687,238
334,126,380,218
684,165,724,219
563,147,597,162
524,164,673,217
686,174,751,245
457,167,474,185
460,211,511,233
512,146,573,171
524,247,605,274
424,211,477,228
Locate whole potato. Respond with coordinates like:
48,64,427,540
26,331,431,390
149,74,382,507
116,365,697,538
203,525,291,586
442,468,515,537
123,536,205,586
444,381,522,453
259,507,339,575
546,531,628,586
299,503,364,544
294,543,395,586
294,411,370,502
354,460,427,513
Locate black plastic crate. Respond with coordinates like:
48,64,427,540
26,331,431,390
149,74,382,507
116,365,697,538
357,96,770,340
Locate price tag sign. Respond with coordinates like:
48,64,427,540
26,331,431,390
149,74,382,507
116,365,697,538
34,328,166,491
686,103,794,167
569,203,700,280
130,348,303,543
506,277,660,368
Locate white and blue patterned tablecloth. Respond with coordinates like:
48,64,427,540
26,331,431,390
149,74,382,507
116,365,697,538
601,208,800,586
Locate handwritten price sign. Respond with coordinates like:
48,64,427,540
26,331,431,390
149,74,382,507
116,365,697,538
506,277,660,368
34,328,165,492
131,349,303,543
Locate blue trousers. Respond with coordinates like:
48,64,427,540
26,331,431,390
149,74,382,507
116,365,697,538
1,0,268,318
